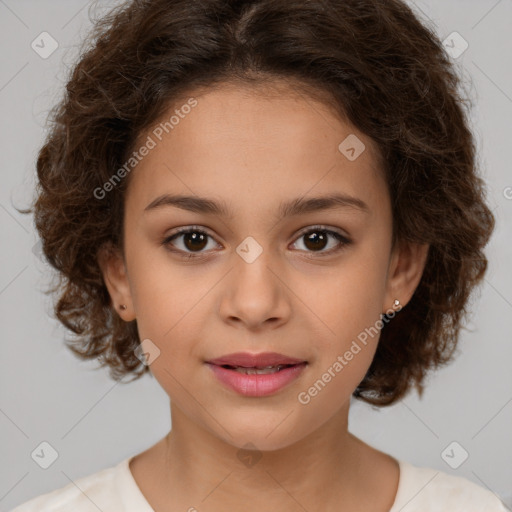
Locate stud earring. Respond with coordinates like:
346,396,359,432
119,304,127,310
394,299,401,308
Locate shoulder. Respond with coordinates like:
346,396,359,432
9,458,130,512
391,459,507,512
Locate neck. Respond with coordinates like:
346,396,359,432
157,400,366,510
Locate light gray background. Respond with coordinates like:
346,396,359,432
1,0,511,510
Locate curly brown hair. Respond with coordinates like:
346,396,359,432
19,0,495,406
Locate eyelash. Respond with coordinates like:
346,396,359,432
161,225,352,259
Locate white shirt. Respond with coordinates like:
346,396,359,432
9,456,507,511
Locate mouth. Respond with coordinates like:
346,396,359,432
214,363,302,375
206,351,307,368
204,352,308,397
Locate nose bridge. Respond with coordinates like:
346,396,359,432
219,235,290,328
233,235,278,301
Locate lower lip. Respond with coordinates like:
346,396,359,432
206,363,307,397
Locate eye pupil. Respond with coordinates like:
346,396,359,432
184,232,207,251
304,231,328,251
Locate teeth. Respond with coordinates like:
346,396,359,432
233,365,287,375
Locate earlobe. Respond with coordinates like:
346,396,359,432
383,240,430,313
97,242,135,320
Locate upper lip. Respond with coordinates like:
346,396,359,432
206,352,306,368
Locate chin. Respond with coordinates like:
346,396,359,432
211,414,309,453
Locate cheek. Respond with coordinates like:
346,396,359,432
294,247,389,401
128,255,217,373
295,303,381,420
126,243,209,337
301,253,388,348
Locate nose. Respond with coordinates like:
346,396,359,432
218,247,292,331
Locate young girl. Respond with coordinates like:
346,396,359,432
12,0,506,510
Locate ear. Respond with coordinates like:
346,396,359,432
97,242,136,321
382,239,430,313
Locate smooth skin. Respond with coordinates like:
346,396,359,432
98,79,429,512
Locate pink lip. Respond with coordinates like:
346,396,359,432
206,365,307,397
205,352,308,397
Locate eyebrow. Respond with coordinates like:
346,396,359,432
144,193,370,218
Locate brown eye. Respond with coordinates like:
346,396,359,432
303,231,329,251
291,227,351,255
162,227,219,256
182,231,208,251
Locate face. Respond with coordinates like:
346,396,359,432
99,80,428,451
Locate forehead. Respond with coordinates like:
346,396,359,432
125,81,388,217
